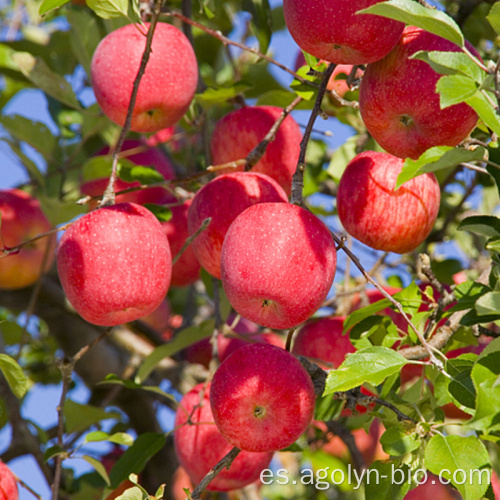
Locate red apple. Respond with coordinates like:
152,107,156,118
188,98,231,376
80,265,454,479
145,127,175,147
57,202,171,326
210,106,302,195
359,26,480,159
210,343,316,452
220,202,337,329
0,461,18,500
81,139,176,210
187,172,288,279
337,151,440,254
0,189,56,290
174,383,273,491
283,0,404,65
139,297,173,340
91,22,198,132
292,316,355,369
162,200,201,287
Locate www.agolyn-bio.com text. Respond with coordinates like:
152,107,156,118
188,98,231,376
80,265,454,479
260,465,490,490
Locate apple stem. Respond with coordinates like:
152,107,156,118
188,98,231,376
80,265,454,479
190,446,241,499
209,277,222,369
99,0,163,208
291,63,336,206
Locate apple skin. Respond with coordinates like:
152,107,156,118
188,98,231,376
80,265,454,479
162,200,201,287
283,0,404,65
359,26,480,159
221,202,337,329
81,139,176,210
0,461,18,500
174,382,274,491
210,343,316,452
337,151,440,254
91,22,198,133
210,106,302,196
292,316,355,369
0,189,56,290
187,172,288,279
57,202,171,326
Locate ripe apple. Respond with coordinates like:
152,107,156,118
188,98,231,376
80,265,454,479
283,0,404,65
210,343,316,452
0,461,18,500
210,105,302,195
220,202,337,329
174,382,273,491
91,22,198,133
81,139,176,210
359,26,480,159
337,151,440,254
57,202,171,326
0,189,56,290
162,200,200,287
187,172,288,279
292,316,355,369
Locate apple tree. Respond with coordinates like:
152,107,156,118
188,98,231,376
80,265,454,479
0,0,500,499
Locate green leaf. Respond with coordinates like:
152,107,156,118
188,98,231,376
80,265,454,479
98,374,176,403
11,52,82,109
82,455,111,486
323,347,408,394
194,84,251,109
109,433,166,489
411,51,486,83
364,461,411,499
83,431,134,447
63,400,121,434
436,75,478,108
452,280,491,312
343,298,393,333
290,63,326,100
475,291,500,316
87,0,140,21
327,135,359,183
143,204,172,223
314,394,344,421
117,165,166,185
466,91,500,137
135,319,214,384
256,89,313,109
380,427,420,456
424,435,490,499
114,487,147,500
396,146,485,188
244,0,273,54
358,0,464,47
487,2,500,35
0,354,28,398
39,0,70,15
458,215,500,238
43,444,65,461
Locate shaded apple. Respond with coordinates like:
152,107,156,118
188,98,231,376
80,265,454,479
337,151,440,254
404,473,459,499
221,202,337,329
162,200,200,287
210,343,316,452
57,202,171,326
283,0,404,65
210,105,302,195
0,460,18,500
0,189,56,290
91,22,198,132
174,382,273,491
81,139,176,210
359,26,480,159
187,172,288,279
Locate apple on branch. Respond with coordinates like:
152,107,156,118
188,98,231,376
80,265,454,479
91,22,198,133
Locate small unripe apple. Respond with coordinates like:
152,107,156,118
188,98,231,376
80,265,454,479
210,343,316,452
283,0,404,65
91,22,198,132
221,202,337,329
187,172,288,279
210,106,302,195
359,26,480,159
174,383,273,491
57,202,171,326
0,189,56,290
162,200,200,287
337,151,440,254
0,461,18,500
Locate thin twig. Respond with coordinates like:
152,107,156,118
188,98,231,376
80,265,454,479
291,64,336,205
324,421,366,473
172,217,211,266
